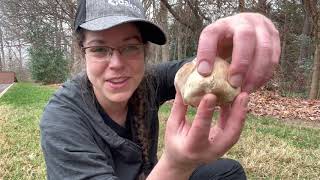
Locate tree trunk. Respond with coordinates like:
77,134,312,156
309,44,320,99
6,41,13,70
0,27,4,71
305,0,320,99
17,39,23,73
177,23,183,60
159,2,170,62
298,6,312,67
183,31,188,58
148,44,162,64
69,4,80,75
280,13,288,72
70,34,83,75
53,6,62,51
0,35,2,71
256,0,268,15
238,0,245,12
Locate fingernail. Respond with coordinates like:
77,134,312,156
197,60,211,76
203,94,217,110
229,74,243,87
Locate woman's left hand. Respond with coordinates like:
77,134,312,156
196,13,280,93
161,91,249,172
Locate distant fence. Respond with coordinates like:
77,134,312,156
0,71,18,84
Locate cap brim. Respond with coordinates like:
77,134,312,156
79,16,166,45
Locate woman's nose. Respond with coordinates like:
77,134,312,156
108,50,125,69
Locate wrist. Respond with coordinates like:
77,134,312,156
147,153,197,180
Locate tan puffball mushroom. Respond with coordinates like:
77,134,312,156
174,57,240,107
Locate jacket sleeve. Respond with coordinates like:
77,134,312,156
153,58,192,105
40,103,118,180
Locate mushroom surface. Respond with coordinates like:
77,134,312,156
174,57,240,107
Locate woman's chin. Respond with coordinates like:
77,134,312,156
106,92,132,104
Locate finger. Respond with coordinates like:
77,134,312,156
262,17,280,68
217,104,232,129
228,21,256,88
261,17,280,67
187,94,217,145
213,92,249,150
242,26,273,93
196,20,227,76
167,91,188,130
223,92,249,138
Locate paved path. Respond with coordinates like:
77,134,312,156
0,84,12,97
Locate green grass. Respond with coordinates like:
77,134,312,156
250,117,320,150
0,83,57,179
159,104,320,179
238,115,320,179
1,83,320,179
0,83,56,108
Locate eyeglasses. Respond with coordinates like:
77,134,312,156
82,44,145,62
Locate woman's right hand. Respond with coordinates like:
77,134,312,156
156,91,249,178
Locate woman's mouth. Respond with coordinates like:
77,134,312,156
106,77,129,89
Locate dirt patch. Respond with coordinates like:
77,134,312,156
45,83,62,89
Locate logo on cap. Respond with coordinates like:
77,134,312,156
108,0,143,16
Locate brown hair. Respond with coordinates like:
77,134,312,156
76,25,155,177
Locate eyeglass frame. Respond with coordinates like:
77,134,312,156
81,44,146,62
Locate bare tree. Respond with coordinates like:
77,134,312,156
298,3,313,67
303,0,320,99
159,2,170,62
0,26,4,71
0,0,77,76
0,0,317,98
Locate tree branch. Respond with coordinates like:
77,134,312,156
186,0,211,23
159,0,196,32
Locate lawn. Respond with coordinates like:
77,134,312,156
0,83,56,179
0,83,319,179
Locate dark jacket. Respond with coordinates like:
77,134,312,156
40,60,187,180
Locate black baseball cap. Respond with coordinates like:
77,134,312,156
74,0,167,45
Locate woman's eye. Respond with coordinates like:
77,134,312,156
90,47,107,53
125,45,139,51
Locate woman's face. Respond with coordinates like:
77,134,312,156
83,23,145,106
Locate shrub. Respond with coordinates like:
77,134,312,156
28,44,68,84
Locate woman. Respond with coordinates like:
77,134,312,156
40,0,280,179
